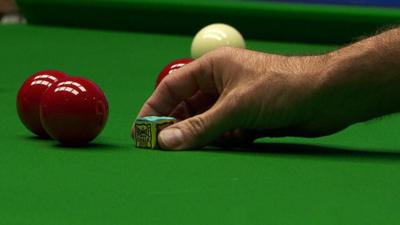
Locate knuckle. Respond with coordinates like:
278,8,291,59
218,46,236,56
195,57,211,76
204,46,236,61
215,46,236,54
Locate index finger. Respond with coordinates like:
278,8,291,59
138,56,218,117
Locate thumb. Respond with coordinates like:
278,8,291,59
158,104,231,150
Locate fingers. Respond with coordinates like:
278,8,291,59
135,48,246,149
138,56,219,117
169,91,218,120
157,102,234,150
214,129,257,147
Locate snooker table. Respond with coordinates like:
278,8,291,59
2,1,400,224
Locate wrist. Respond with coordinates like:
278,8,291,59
315,43,400,127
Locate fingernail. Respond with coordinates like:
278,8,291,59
159,128,184,149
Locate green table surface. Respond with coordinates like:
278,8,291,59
2,25,400,225
16,0,400,44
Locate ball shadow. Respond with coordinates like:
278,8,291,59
52,142,127,151
18,134,52,141
17,134,127,151
24,135,52,141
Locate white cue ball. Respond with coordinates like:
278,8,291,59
191,23,246,59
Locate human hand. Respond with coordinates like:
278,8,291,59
134,47,349,150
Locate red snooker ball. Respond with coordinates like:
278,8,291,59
156,58,193,88
17,70,68,137
40,77,109,145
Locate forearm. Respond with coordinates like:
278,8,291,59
318,28,400,124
